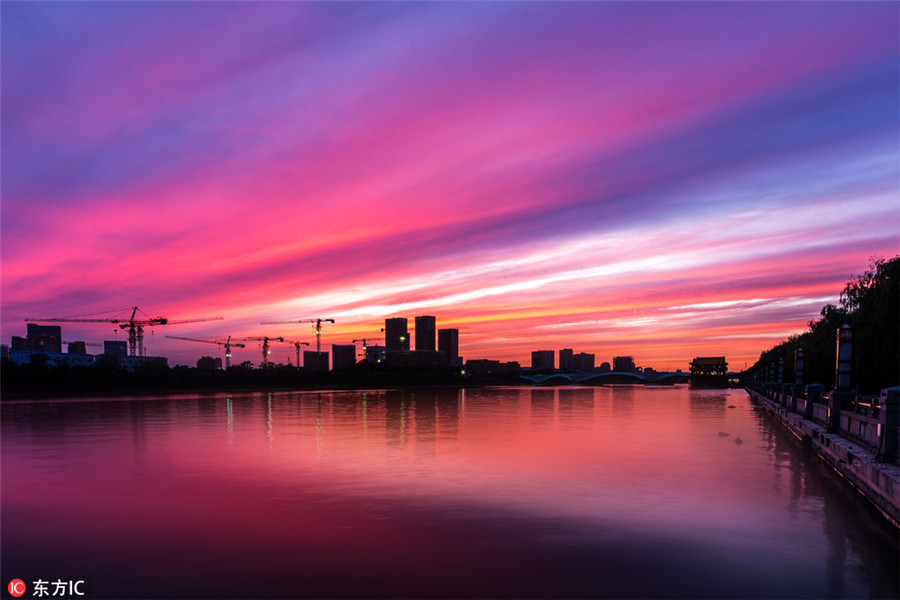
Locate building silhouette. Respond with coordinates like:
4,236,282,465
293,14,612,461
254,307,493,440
574,352,595,372
384,318,409,352
532,350,555,370
689,356,729,388
689,356,727,376
304,351,329,372
12,324,62,354
364,344,386,363
466,359,520,377
386,350,446,368
331,344,357,370
559,348,574,371
8,324,104,367
438,328,460,366
415,316,436,352
67,341,87,354
613,356,636,373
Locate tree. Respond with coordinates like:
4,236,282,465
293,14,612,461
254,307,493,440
196,356,217,371
748,256,899,393
841,256,899,393
29,353,49,370
94,353,121,371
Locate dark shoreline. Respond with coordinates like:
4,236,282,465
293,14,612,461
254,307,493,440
1,357,522,400
0,378,526,402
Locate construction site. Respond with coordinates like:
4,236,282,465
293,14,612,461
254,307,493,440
0,306,495,394
2,307,470,370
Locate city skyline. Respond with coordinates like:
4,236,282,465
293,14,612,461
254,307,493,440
5,312,657,372
2,2,898,371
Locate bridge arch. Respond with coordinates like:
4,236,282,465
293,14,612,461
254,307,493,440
522,371,648,385
576,372,645,385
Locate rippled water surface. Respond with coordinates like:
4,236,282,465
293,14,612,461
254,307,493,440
2,387,897,598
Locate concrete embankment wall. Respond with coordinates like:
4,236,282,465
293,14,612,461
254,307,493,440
746,387,900,529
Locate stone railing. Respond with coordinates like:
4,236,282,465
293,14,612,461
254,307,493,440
747,383,899,464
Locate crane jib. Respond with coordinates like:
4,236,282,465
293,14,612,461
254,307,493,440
24,310,221,357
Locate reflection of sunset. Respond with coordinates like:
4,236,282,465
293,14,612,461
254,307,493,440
0,389,814,531
2,2,897,369
3,389,896,598
127,389,796,528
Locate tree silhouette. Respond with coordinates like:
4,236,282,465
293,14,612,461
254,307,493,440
196,356,217,371
749,256,899,394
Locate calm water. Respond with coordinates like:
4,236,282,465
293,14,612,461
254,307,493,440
2,386,897,599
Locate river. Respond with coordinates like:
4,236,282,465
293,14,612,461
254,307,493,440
2,386,897,598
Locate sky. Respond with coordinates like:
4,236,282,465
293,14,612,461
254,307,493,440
1,1,898,370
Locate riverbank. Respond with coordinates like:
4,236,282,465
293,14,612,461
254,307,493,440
746,386,900,529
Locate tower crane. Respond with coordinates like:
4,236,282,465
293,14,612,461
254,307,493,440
24,306,223,357
284,341,310,369
166,335,245,368
261,318,334,356
239,336,284,368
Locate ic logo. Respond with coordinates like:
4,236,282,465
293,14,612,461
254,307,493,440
7,580,26,598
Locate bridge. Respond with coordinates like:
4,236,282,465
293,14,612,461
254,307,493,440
520,371,690,386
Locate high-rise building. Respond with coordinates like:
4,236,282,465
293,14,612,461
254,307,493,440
331,344,357,370
574,352,595,372
384,318,409,352
438,328,459,366
531,350,555,370
304,351,329,372
559,348,574,371
415,316,436,352
13,324,63,353
613,356,636,373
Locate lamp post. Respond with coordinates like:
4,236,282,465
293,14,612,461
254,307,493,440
835,324,853,390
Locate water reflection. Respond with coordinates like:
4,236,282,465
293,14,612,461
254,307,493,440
265,392,273,448
609,384,636,415
689,390,728,416
559,388,594,432
529,388,555,432
2,388,897,599
226,394,234,445
752,404,899,599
